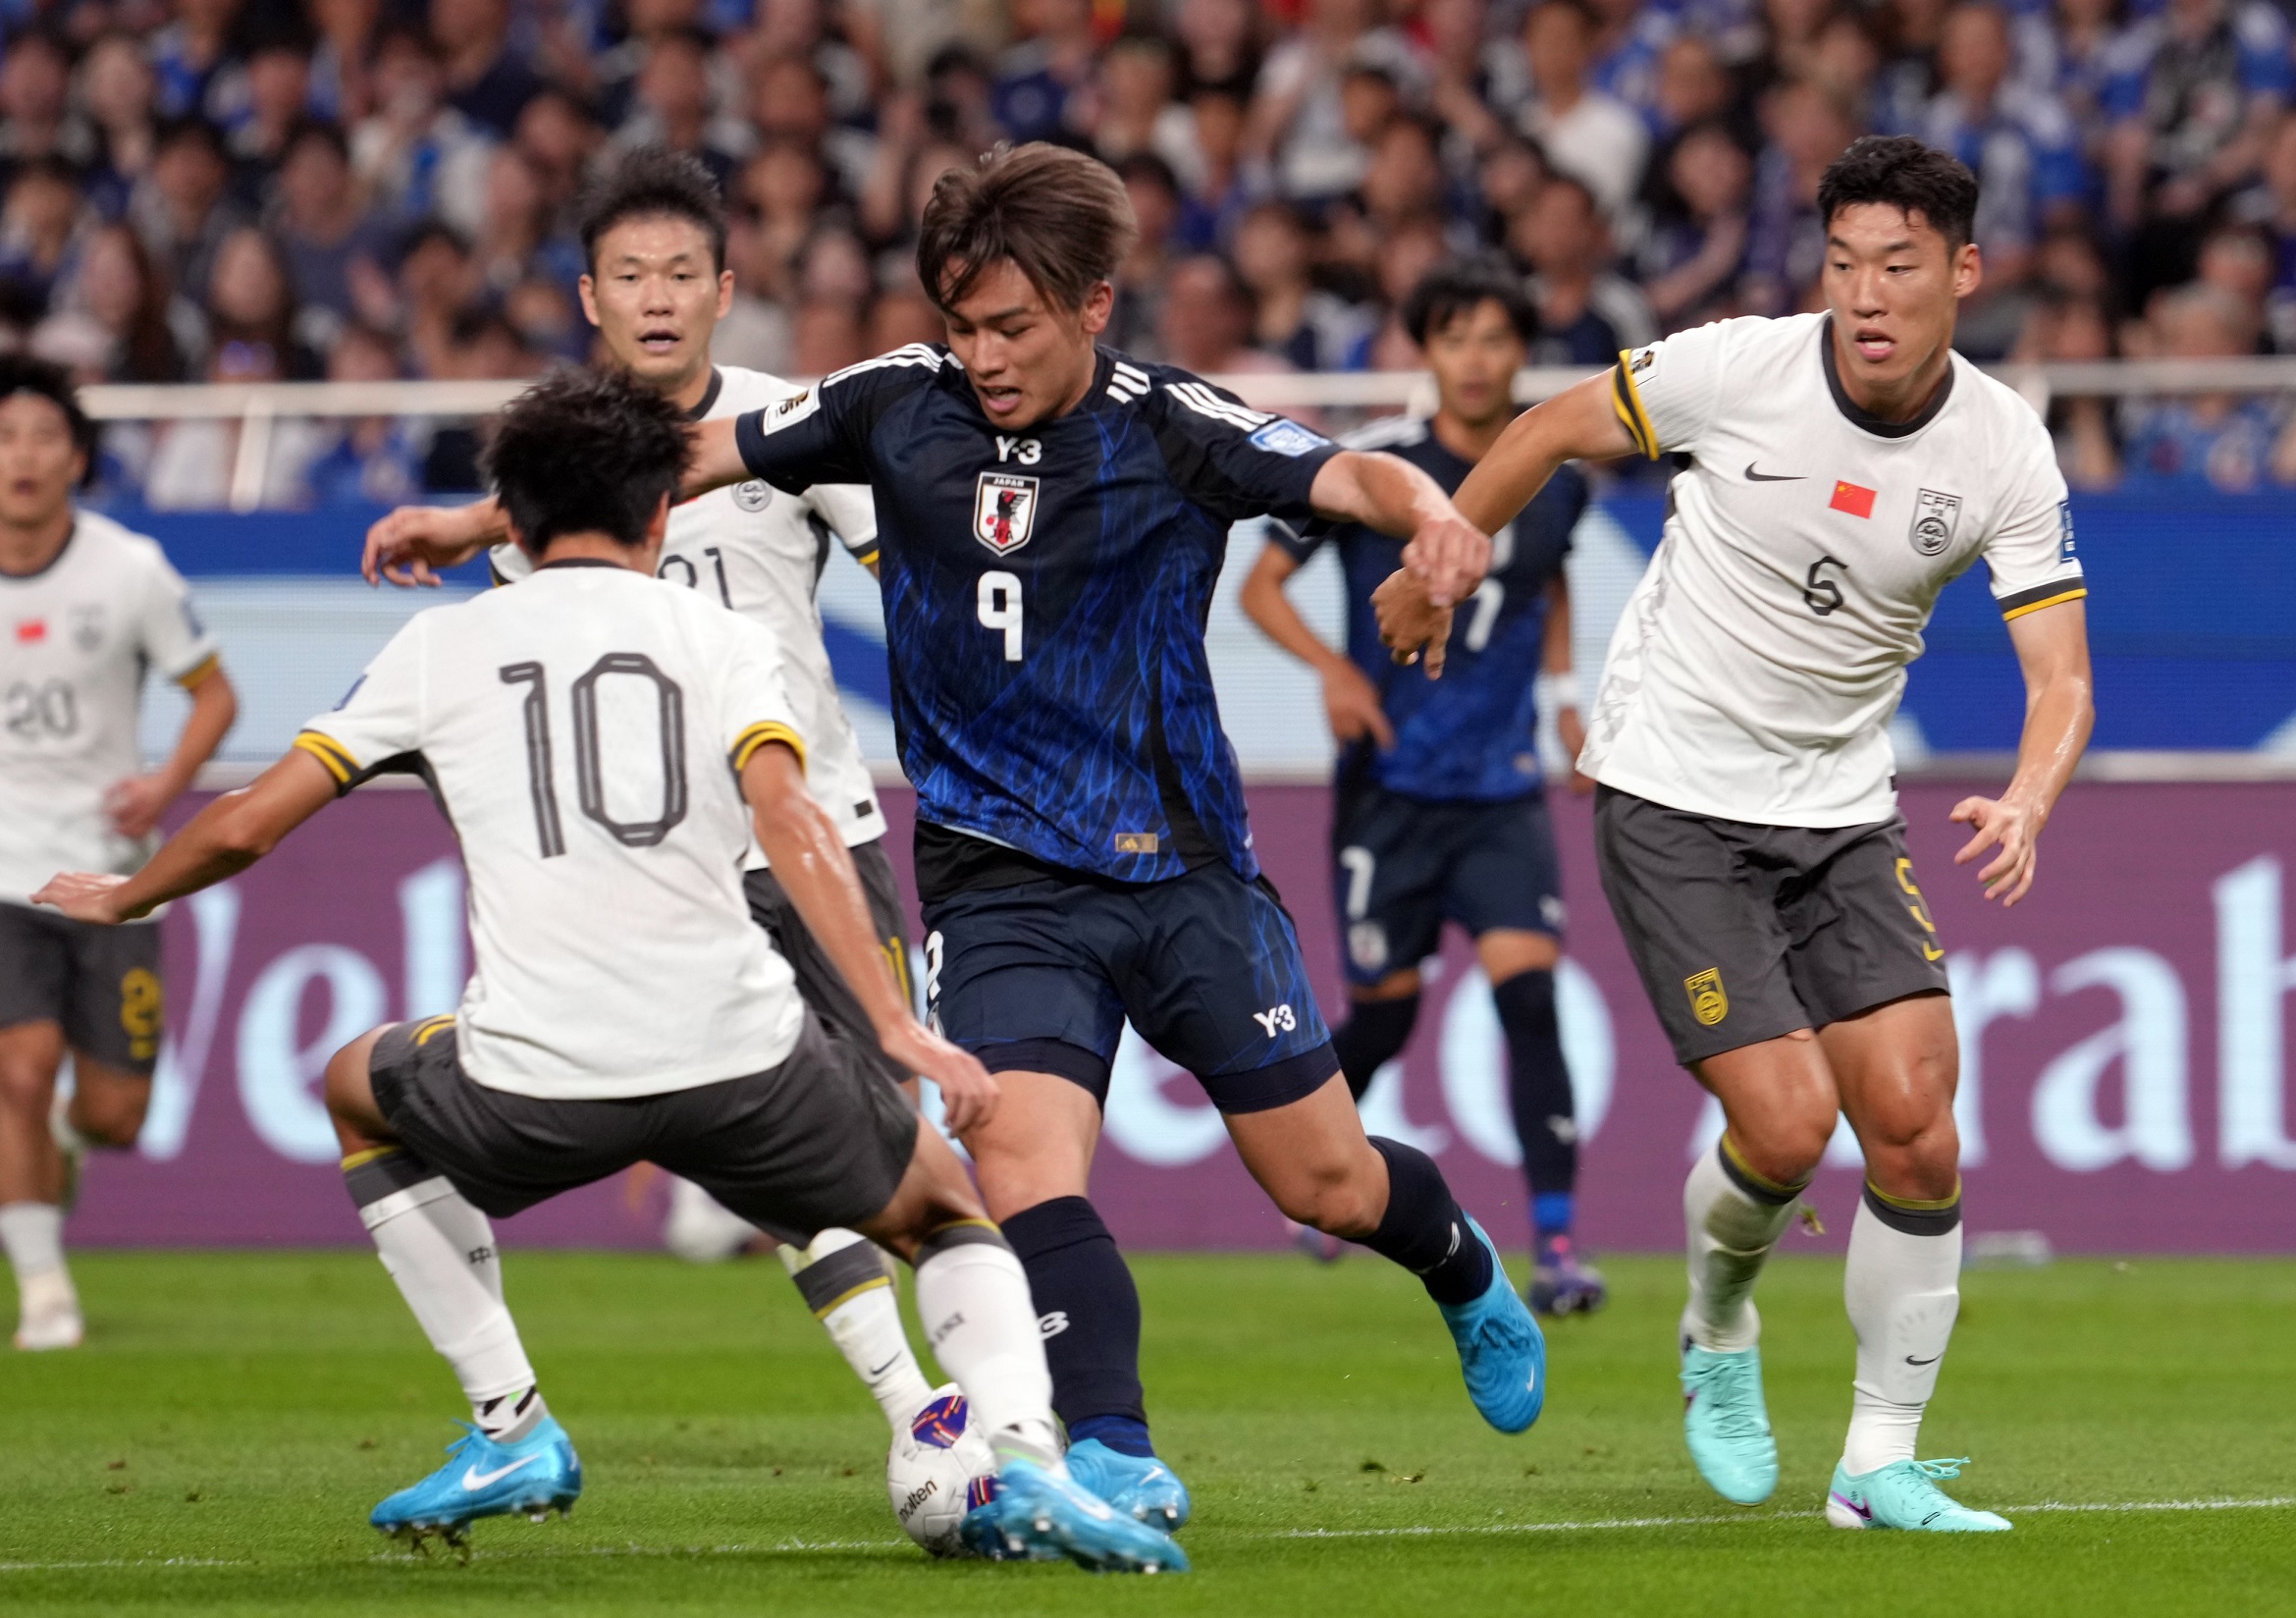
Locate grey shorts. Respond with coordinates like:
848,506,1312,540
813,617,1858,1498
743,838,914,1091
1592,786,1951,1066
368,1009,921,1244
0,901,163,1075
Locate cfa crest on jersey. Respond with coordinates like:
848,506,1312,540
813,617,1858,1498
974,471,1041,556
1684,967,1728,1027
732,480,772,512
1909,488,1960,556
68,604,106,652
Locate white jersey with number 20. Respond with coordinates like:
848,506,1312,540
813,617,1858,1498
1585,312,2086,829
298,564,808,1101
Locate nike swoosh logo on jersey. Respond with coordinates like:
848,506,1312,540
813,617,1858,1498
1744,463,1806,481
462,1455,543,1491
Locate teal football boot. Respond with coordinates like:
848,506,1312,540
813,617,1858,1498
1061,1438,1192,1532
1436,1216,1547,1433
1826,1457,2011,1532
369,1418,581,1554
1681,1344,1778,1504
966,1455,1188,1573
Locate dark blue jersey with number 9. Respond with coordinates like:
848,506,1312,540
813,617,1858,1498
733,344,1340,889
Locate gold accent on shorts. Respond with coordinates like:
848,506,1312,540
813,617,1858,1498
1684,966,1728,1027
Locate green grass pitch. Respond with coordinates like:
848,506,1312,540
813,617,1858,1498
3,1249,2291,1617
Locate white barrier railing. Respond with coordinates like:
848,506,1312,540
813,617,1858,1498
82,356,2296,512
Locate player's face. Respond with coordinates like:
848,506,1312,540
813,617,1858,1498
1423,298,1526,430
0,393,84,531
1820,203,1981,397
579,215,735,394
940,258,1113,430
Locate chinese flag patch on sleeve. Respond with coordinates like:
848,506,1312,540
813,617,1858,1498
1830,480,1877,518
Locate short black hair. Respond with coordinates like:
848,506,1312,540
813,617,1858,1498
1817,135,1979,251
484,368,690,553
919,142,1136,312
1403,252,1538,347
576,145,727,276
0,352,98,482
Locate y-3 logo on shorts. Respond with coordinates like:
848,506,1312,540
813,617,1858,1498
1684,969,1728,1027
1252,1004,1298,1038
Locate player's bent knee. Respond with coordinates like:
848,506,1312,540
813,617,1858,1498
1271,1160,1384,1237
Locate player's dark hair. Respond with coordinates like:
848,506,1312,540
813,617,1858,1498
917,142,1137,313
1403,253,1539,347
0,351,99,482
1817,135,1980,252
484,368,690,554
576,144,727,276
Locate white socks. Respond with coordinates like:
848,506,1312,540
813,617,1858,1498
912,1223,1062,1465
780,1228,935,1429
2,1203,77,1338
1842,1183,1962,1475
1681,1141,1802,1353
346,1154,542,1441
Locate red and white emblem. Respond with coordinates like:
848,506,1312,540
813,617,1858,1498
974,472,1040,557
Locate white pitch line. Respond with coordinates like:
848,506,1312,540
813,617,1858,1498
3,1495,2288,1575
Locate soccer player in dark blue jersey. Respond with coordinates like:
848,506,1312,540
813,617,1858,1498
1241,256,1606,1318
677,143,1540,1534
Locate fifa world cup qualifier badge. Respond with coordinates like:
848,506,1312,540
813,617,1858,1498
1909,488,1961,557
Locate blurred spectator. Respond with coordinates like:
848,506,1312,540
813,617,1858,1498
1174,0,1261,100
351,26,493,241
144,324,330,510
750,0,874,127
992,0,1098,143
513,86,603,227
149,0,247,127
1251,0,1420,203
1159,252,1291,376
615,27,743,190
2121,281,2290,487
390,220,477,378
472,145,582,303
1639,120,1754,328
2103,0,2290,293
1810,11,1886,122
0,160,85,323
420,308,543,490
1088,32,1194,172
35,221,187,383
736,136,831,304
1587,0,1680,124
0,32,100,188
1873,0,1952,135
2194,219,2274,344
1361,212,1455,369
2231,113,2296,351
132,117,247,305
1652,34,1739,139
2012,286,2122,487
1111,152,1183,355
272,120,385,347
300,321,426,505
505,272,585,361
867,287,943,352
79,32,162,219
1742,78,1856,314
1512,173,1657,360
1474,135,1552,241
791,294,867,375
2034,0,2123,144
308,0,379,125
1234,200,1375,368
203,224,320,378
228,27,317,204
1172,88,1252,248
435,0,544,139
1329,114,1462,276
1508,0,1649,222
750,53,874,199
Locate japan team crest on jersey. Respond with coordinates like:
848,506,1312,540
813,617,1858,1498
974,472,1040,556
1909,488,1960,556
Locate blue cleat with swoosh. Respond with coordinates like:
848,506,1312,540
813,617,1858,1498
369,1418,582,1553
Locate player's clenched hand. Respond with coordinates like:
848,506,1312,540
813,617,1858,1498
362,505,493,586
103,774,174,839
881,1022,999,1133
1321,660,1394,749
1402,510,1490,609
29,872,133,926
1949,793,2043,907
1371,568,1456,678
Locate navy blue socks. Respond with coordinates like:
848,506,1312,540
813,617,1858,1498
997,1196,1152,1454
1492,969,1576,1242
1332,995,1419,1101
1362,1137,1493,1306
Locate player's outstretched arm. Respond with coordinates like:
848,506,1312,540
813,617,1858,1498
33,749,340,925
1950,599,2094,907
106,661,239,839
682,417,751,501
739,743,998,1131
1308,449,1488,609
362,498,507,586
1238,543,1394,749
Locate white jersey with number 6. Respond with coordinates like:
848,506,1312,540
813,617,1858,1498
1586,312,2086,829
0,511,220,904
297,563,808,1100
490,365,882,861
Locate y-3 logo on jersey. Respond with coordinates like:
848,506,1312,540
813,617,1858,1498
974,472,1041,556
1252,1004,1298,1038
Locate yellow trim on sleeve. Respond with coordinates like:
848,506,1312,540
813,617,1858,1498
174,652,222,689
850,545,881,567
293,731,358,784
2000,585,2088,622
1613,351,1659,459
730,721,806,773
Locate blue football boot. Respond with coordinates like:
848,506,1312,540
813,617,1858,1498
1436,1216,1547,1433
1826,1457,2012,1533
1681,1344,1778,1505
369,1418,582,1553
963,1456,1188,1573
1061,1437,1193,1533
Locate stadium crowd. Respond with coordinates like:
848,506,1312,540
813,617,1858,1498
3,0,2294,502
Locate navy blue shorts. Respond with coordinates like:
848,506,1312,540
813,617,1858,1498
1331,782,1565,987
921,862,1337,1114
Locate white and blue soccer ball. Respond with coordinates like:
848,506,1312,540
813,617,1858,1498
885,1384,998,1556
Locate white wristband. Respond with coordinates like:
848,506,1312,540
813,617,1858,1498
1536,671,1581,712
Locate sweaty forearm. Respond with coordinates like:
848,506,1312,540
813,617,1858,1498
109,754,332,918
2002,673,2094,823
157,674,237,797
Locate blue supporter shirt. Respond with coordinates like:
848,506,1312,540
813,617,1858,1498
732,344,1341,890
1272,415,1585,803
